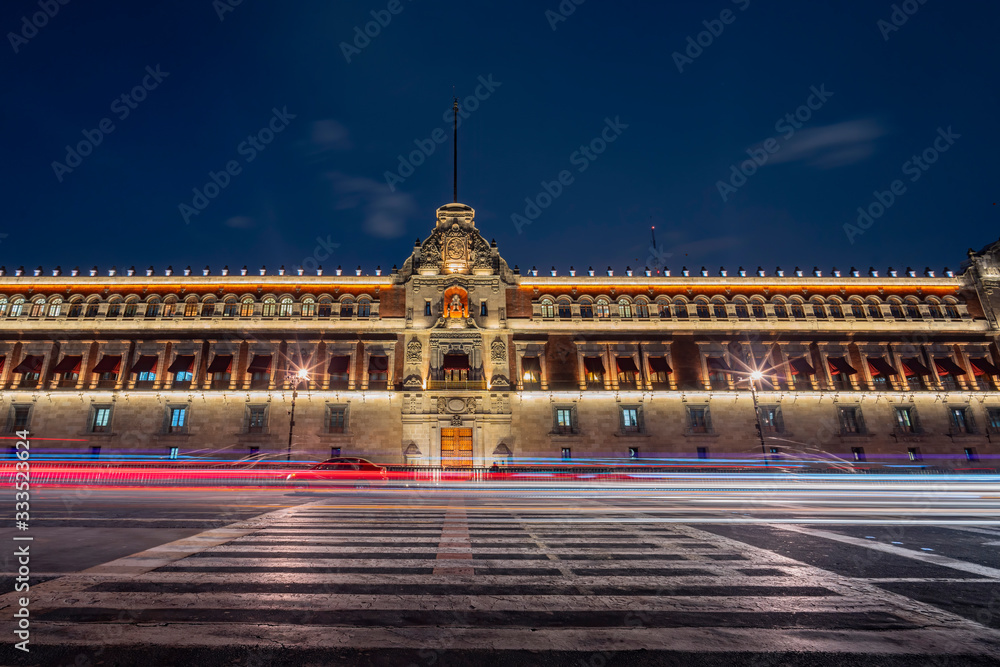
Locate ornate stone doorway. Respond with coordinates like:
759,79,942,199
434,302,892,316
440,427,473,467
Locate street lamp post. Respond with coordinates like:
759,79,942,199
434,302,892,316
749,370,768,467
286,368,309,463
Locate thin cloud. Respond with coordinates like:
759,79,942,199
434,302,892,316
760,119,887,168
326,173,417,238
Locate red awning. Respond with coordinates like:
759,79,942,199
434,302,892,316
130,355,157,374
867,357,897,377
247,355,272,373
0,356,5,374
828,357,858,376
789,357,815,376
328,356,350,374
443,354,470,371
92,355,121,374
207,355,232,373
167,355,194,373
648,357,672,374
901,358,932,377
707,357,731,372
584,357,605,373
368,355,388,372
521,356,541,372
970,358,1000,376
616,357,639,373
52,355,82,373
934,357,966,376
13,355,43,374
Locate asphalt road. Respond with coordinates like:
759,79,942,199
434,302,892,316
2,484,1000,666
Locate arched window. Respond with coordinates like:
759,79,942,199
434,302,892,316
9,298,24,317
735,303,749,319
261,297,277,318
318,297,332,318
617,298,632,318
890,303,904,319
635,300,649,318
240,297,255,318
867,304,882,319
85,299,100,318
906,304,921,319
751,302,766,319
278,297,294,317
68,300,83,318
812,303,826,319
123,299,138,318
673,300,688,319
829,304,844,319
696,302,710,319
595,298,610,318
358,298,372,317
657,300,670,319
107,300,122,318
945,304,960,319
928,304,943,319
200,300,214,317
579,300,593,319
223,298,238,317
790,303,805,319
301,297,316,318
851,304,866,319
47,298,62,317
29,299,45,317
539,298,554,318
557,299,572,319
340,298,354,318
774,303,788,319
184,300,198,317
713,303,727,319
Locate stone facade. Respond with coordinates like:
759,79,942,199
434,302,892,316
2,205,999,467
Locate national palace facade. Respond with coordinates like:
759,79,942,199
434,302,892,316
2,202,1000,467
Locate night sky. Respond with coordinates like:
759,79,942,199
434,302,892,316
2,0,996,277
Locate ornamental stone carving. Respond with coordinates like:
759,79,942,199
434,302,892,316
490,338,507,363
405,340,422,363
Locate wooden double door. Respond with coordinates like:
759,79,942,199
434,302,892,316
440,428,473,467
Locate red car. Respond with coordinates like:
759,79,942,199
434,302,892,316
286,457,387,487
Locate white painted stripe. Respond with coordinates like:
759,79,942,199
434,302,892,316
776,525,1000,579
25,622,1000,656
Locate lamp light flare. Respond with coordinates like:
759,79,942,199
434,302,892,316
750,370,763,381
296,368,309,380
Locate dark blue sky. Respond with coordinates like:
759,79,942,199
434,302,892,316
2,0,996,276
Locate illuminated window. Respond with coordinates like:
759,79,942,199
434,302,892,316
687,406,711,433
628,447,639,459
246,405,267,434
617,298,632,318
950,407,975,434
620,406,642,434
184,301,198,317
759,406,783,433
635,301,649,318
240,298,255,317
161,302,175,317
168,447,179,460
9,298,23,317
657,301,670,319
301,297,315,318
424,300,432,316
851,447,866,461
168,406,188,433
895,407,918,433
561,447,571,460
261,297,277,318
838,407,864,434
29,299,44,317
0,298,7,317
595,298,610,318
47,299,62,317
907,447,921,461
90,406,111,433
554,407,576,434
278,297,294,317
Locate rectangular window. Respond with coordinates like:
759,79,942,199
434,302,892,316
424,300,432,316
696,446,708,460
328,406,347,434
838,407,864,434
965,447,979,462
555,408,574,434
759,406,783,433
174,370,193,383
90,446,101,459
247,406,267,434
481,301,488,317
907,447,921,461
628,447,639,459
895,407,917,433
330,447,342,458
988,408,1000,432
851,447,866,462
10,406,30,432
687,407,710,434
950,407,974,434
620,407,641,434
91,407,111,433
169,407,187,433
168,447,179,460
769,446,781,454
560,447,571,461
